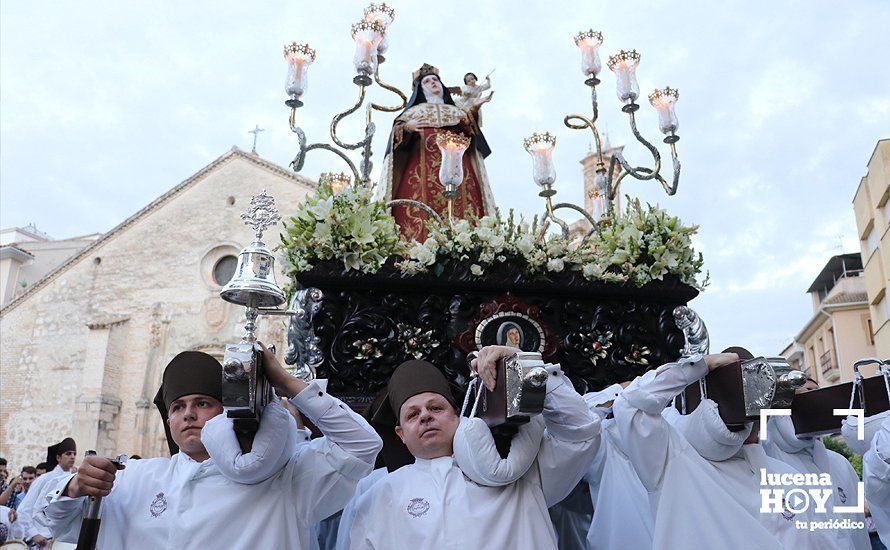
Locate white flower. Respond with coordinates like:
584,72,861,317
547,258,565,272
424,236,440,251
470,264,484,276
408,243,436,266
452,219,471,233
475,227,493,241
307,196,334,221
515,235,534,254
546,240,567,256
480,216,498,229
343,252,361,271
278,251,294,273
455,232,473,248
350,217,376,245
582,263,597,278
489,235,505,249
526,249,546,267
314,221,332,242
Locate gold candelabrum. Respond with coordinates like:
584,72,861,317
284,3,407,189
524,30,682,238
283,11,683,234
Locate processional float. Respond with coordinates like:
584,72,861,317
215,3,888,444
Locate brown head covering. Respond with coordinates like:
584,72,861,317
46,437,76,471
372,360,457,425
153,351,223,455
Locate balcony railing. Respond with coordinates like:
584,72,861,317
820,350,836,375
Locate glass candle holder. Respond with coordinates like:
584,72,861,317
435,131,471,197
351,21,386,85
319,172,353,194
283,42,316,106
574,30,604,81
590,174,608,221
363,3,395,56
648,87,680,135
608,50,641,103
523,132,557,193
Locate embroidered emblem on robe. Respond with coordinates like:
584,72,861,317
837,486,847,504
150,492,168,518
406,497,430,518
780,496,795,521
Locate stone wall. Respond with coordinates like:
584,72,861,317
0,150,314,467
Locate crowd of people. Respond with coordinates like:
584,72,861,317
0,438,77,546
1,344,887,549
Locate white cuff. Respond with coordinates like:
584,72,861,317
621,355,707,415
290,380,336,424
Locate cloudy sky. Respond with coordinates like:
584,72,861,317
2,0,889,355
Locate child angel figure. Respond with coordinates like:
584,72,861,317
449,71,494,126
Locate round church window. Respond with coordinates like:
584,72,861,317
213,255,238,286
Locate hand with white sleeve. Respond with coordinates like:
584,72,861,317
64,456,125,498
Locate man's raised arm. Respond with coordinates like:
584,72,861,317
536,362,602,506
471,345,602,506
261,344,382,465
613,353,732,492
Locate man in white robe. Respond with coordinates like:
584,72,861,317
763,380,870,550
614,351,832,550
38,347,382,549
15,437,77,547
846,412,890,545
346,347,601,549
335,467,388,550
581,382,658,550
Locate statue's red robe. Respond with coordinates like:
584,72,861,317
384,101,490,242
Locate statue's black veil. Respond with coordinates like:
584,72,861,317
384,73,491,158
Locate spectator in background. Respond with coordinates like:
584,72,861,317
0,458,8,493
0,505,14,544
17,438,77,547
35,463,47,478
0,466,37,509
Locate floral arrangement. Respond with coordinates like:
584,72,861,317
280,181,401,275
397,199,707,289
395,210,586,279
280,183,707,290
584,198,707,289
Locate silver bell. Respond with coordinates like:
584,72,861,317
220,241,285,308
220,190,286,309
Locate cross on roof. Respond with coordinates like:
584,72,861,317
248,124,265,154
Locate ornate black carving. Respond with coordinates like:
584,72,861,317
293,260,697,403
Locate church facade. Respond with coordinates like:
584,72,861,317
0,148,315,466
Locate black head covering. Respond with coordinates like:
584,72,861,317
385,65,491,159
46,437,76,471
367,360,464,472
722,346,754,361
153,351,223,455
